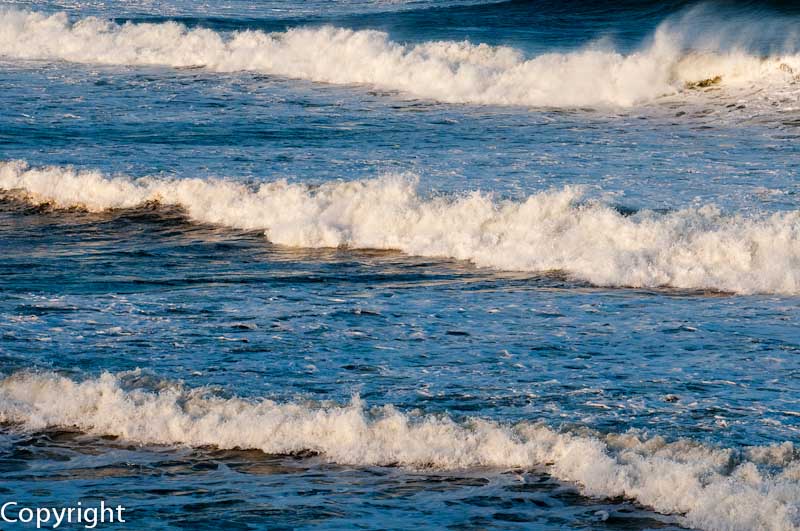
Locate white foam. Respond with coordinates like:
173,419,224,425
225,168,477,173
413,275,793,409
0,9,798,107
0,371,797,531
3,160,800,294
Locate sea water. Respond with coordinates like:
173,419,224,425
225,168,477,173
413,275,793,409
0,1,799,529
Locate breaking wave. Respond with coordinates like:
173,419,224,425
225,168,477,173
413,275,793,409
2,160,800,295
0,161,800,294
0,370,798,531
1,9,799,107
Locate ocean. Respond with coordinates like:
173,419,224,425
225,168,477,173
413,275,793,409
0,1,799,529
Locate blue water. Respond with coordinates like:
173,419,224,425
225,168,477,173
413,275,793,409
1,1,799,530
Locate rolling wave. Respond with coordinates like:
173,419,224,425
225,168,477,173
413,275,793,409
2,160,799,295
0,370,797,531
1,9,799,107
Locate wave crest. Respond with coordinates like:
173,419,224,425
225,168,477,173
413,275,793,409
0,370,798,531
1,9,798,107
2,160,800,294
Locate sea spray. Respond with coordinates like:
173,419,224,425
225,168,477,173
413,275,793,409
1,9,799,107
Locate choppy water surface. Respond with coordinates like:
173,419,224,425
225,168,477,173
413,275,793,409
1,1,799,530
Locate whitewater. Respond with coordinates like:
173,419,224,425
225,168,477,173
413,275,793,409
2,160,799,294
0,370,798,531
2,3,799,531
1,8,799,107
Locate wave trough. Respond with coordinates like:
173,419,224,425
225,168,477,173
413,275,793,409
2,160,800,295
1,9,799,107
0,371,798,531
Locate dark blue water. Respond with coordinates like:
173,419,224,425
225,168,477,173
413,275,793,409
1,2,799,530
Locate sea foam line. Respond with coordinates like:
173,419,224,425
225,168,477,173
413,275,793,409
0,9,798,107
2,160,800,295
0,370,798,531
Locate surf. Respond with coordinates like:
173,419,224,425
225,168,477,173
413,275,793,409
1,8,799,107
2,160,799,295
0,370,797,531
